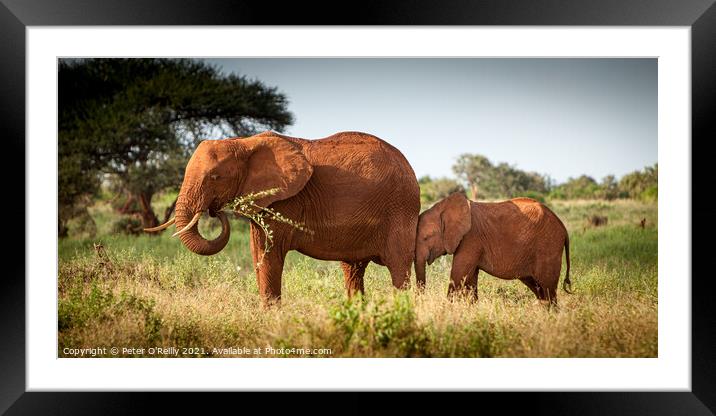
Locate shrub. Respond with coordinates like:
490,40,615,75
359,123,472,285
419,176,465,205
112,216,144,235
640,185,657,202
522,190,546,203
328,293,428,357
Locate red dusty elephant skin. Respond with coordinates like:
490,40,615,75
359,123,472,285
415,192,572,305
148,131,420,306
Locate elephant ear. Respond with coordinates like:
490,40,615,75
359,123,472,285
440,192,472,254
239,134,313,208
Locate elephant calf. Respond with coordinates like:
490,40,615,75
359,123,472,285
415,192,572,305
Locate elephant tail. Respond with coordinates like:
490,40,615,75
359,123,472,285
562,234,574,294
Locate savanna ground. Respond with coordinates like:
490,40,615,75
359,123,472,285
58,194,657,357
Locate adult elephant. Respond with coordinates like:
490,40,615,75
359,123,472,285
147,131,420,305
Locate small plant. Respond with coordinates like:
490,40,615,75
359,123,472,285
328,294,366,348
223,188,313,268
117,291,163,343
58,284,115,331
327,293,429,356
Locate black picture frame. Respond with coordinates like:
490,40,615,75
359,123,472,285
2,0,712,413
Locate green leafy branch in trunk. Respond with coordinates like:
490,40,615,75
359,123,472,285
224,188,313,269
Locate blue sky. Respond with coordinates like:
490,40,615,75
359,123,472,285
205,58,656,183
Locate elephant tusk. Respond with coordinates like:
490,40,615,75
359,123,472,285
143,217,176,232
172,212,203,237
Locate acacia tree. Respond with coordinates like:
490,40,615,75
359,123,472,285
59,58,294,233
453,154,494,199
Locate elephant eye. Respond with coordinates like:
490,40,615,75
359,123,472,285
210,174,219,180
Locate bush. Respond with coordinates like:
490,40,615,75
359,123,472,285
522,191,546,203
550,175,600,200
59,195,97,238
618,164,657,199
64,206,97,238
112,216,144,235
419,176,465,205
58,283,164,350
639,185,657,202
328,293,429,357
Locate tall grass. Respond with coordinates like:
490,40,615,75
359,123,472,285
58,199,657,357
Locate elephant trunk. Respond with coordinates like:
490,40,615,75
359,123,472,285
174,194,230,256
415,245,441,291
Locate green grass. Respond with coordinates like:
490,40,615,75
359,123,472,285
58,198,657,357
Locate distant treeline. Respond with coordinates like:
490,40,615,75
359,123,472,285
420,154,657,204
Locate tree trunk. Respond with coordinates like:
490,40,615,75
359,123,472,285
470,183,479,200
118,192,138,214
138,191,159,229
58,220,69,238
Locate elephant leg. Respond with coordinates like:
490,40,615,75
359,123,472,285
448,252,478,300
384,256,412,290
382,219,417,290
535,258,562,308
544,285,558,307
462,268,479,302
250,225,286,307
519,276,544,300
341,261,368,297
533,280,558,309
542,274,560,307
254,250,286,307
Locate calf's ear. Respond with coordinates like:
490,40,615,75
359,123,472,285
440,193,472,254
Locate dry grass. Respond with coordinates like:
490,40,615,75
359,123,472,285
58,199,657,357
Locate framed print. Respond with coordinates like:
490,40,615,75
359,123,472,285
3,0,714,413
